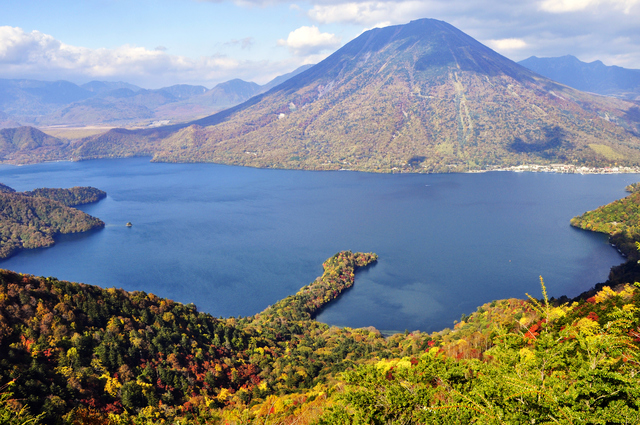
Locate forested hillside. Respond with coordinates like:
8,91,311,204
0,251,388,423
571,191,640,258
319,280,640,423
570,184,640,288
0,185,105,259
0,127,68,164
1,247,639,424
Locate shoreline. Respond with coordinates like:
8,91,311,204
471,164,640,174
4,156,640,175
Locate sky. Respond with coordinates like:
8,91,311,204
1,0,639,89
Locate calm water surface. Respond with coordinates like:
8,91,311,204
0,158,634,332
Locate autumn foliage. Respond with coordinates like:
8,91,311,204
0,184,105,259
1,229,640,425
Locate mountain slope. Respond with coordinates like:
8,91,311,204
260,63,315,92
77,19,640,172
519,55,640,100
0,79,92,120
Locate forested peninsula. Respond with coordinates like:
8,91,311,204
21,187,106,207
0,185,105,259
570,185,640,287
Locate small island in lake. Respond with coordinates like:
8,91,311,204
0,184,106,259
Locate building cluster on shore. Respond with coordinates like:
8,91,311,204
485,164,640,174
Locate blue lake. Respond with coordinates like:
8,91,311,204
0,158,634,332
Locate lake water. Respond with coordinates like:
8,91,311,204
0,158,634,332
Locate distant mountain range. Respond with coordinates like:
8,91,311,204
0,64,313,128
519,55,640,100
2,19,640,172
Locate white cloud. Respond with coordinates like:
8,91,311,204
308,1,432,25
180,0,640,70
367,21,393,30
0,26,290,88
485,38,528,52
277,26,341,56
0,26,61,64
224,37,255,50
538,0,598,12
539,0,640,12
303,0,640,68
3,0,640,88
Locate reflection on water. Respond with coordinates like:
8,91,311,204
0,158,635,332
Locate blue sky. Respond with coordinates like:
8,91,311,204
1,0,639,88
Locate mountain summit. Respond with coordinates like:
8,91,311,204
61,19,640,170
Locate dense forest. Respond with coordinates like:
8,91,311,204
0,251,390,423
0,185,105,259
625,182,640,193
1,248,640,423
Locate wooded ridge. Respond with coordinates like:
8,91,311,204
0,185,105,259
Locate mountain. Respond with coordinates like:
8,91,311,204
519,55,640,100
0,111,20,129
80,80,142,95
165,67,318,116
73,19,640,172
260,63,315,92
0,126,68,163
190,79,262,110
158,84,208,99
42,89,181,126
0,79,147,125
0,79,94,119
0,79,93,108
0,67,317,128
